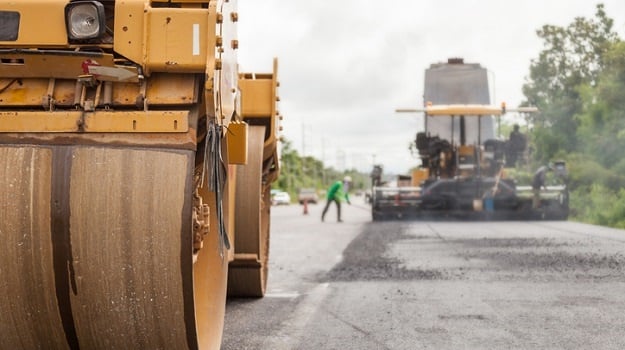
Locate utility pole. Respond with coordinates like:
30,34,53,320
337,149,345,172
322,137,326,185
301,123,311,183
301,123,307,157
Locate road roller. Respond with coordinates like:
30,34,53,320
0,1,281,348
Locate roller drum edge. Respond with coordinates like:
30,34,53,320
228,126,270,298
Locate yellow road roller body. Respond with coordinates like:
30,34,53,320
0,1,281,348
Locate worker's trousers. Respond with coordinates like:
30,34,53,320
321,198,341,221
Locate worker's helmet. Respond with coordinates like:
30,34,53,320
343,176,352,182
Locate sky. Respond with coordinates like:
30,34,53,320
237,1,625,175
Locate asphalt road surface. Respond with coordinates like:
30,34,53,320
221,199,625,350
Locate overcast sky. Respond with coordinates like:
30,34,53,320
237,1,625,175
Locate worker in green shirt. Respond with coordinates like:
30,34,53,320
321,176,351,222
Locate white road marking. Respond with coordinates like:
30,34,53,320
265,291,300,299
262,283,330,349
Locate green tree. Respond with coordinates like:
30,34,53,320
521,4,625,227
274,139,303,199
576,41,625,170
522,3,619,163
568,40,625,225
571,184,625,229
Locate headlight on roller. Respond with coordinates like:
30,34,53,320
65,1,106,40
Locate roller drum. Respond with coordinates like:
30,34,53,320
0,144,224,349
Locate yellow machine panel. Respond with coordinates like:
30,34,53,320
0,52,140,82
0,111,188,133
113,0,146,66
84,110,189,133
425,104,504,116
411,168,429,187
239,78,274,117
145,8,210,72
0,111,83,132
226,121,248,164
0,1,68,46
238,58,281,176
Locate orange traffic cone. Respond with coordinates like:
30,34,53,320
303,199,309,215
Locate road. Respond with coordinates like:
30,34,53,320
221,199,625,350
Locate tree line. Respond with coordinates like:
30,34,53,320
273,139,370,201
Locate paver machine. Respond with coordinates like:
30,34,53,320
371,58,569,220
0,1,281,348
